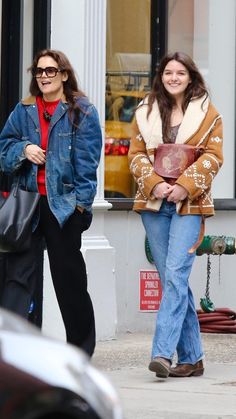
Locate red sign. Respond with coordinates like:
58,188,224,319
140,270,162,311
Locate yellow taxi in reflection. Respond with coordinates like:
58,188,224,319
105,90,146,198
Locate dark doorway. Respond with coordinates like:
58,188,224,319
0,0,23,130
0,0,51,327
0,0,51,130
150,0,168,81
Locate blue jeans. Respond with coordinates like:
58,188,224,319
141,200,203,364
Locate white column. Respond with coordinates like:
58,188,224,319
82,0,117,341
44,0,117,342
21,0,34,97
194,0,236,199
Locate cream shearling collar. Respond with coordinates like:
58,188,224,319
135,95,209,149
21,95,68,105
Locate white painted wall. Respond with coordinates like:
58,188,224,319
207,0,236,198
51,0,85,90
104,211,236,334
194,0,236,199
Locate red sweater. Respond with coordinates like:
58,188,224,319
36,96,60,194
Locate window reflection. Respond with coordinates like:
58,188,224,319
105,0,210,200
105,0,151,198
168,0,208,69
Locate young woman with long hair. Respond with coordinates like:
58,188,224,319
129,51,223,378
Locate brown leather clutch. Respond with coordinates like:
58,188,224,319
154,143,202,179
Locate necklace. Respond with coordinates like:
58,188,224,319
42,99,52,122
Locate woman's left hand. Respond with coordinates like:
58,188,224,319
167,184,188,203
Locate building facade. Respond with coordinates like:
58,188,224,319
0,0,236,341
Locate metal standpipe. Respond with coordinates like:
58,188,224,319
144,235,236,332
196,235,236,333
145,235,236,262
196,235,236,256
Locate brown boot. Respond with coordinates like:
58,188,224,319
148,357,171,378
169,360,204,377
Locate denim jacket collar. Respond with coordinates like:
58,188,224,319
23,96,69,133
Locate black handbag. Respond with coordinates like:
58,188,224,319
0,176,40,252
0,172,13,192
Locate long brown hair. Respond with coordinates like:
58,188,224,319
148,52,208,142
29,49,86,126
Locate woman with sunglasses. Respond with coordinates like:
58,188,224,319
128,52,223,378
0,49,102,357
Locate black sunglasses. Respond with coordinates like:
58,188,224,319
32,66,62,78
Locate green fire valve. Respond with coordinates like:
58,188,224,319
196,235,236,256
145,235,235,315
145,235,235,264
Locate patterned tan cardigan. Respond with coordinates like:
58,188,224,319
128,95,223,216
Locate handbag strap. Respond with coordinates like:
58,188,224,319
12,175,21,198
188,216,205,254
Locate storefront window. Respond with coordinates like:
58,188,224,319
105,0,151,199
168,0,208,71
104,0,208,200
105,0,235,201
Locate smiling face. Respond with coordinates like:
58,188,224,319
161,60,191,101
36,56,68,101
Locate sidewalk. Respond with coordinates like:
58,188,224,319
92,333,236,419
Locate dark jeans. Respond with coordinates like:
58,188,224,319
1,196,95,357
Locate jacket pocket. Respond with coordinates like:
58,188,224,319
58,132,73,162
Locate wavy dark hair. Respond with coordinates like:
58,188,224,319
28,49,86,126
147,51,209,142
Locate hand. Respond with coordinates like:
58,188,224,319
76,205,84,213
152,182,173,199
24,144,46,165
167,184,188,203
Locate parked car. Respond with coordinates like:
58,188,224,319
0,308,123,419
105,72,149,198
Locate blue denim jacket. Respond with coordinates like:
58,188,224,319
0,95,102,226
